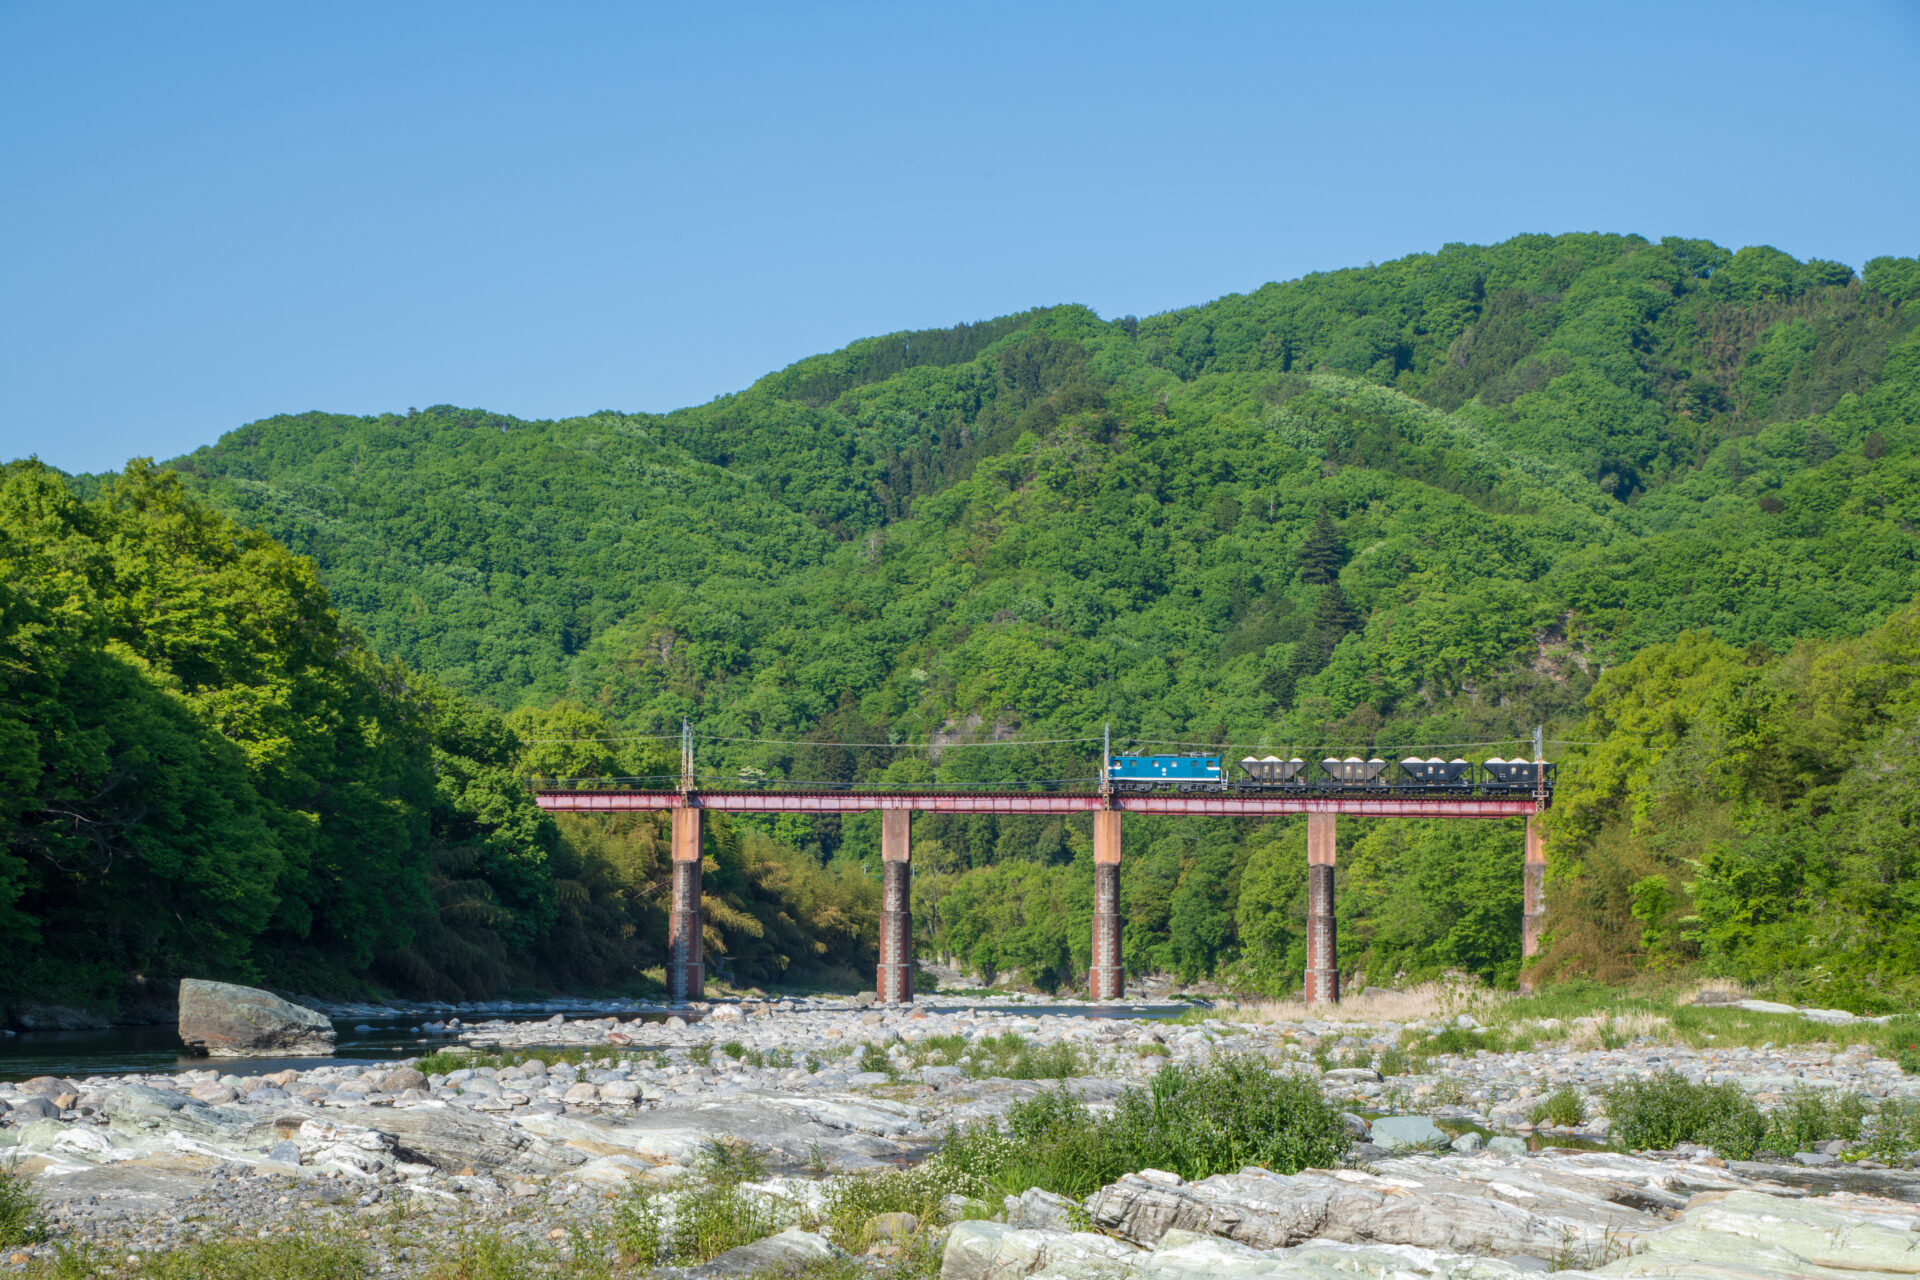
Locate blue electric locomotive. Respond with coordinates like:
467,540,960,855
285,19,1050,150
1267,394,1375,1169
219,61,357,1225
1107,753,1222,792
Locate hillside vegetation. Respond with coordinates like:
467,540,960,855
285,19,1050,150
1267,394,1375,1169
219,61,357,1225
10,232,1920,1009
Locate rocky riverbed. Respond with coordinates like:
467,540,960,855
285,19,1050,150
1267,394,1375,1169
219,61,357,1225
4,995,1919,1275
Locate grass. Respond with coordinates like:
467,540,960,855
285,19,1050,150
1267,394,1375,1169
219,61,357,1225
115,1238,368,1279
0,1158,45,1248
1216,982,1507,1026
953,1032,1087,1080
413,1046,630,1076
670,1140,788,1264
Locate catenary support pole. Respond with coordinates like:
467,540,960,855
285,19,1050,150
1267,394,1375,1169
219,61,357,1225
1520,815,1545,992
1089,810,1123,1000
1305,812,1339,1005
667,805,703,1003
877,810,914,1004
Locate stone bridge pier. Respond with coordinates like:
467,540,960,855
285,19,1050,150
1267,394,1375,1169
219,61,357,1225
1090,811,1124,1000
1305,812,1339,1005
877,810,914,1005
667,806,703,1004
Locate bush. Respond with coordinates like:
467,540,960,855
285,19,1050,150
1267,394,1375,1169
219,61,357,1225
939,1056,1350,1199
670,1183,784,1265
1860,1097,1920,1161
611,1187,664,1270
1605,1072,1767,1158
0,1159,44,1248
1765,1086,1866,1155
1531,1086,1586,1128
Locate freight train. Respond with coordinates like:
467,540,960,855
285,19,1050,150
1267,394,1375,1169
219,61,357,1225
1105,752,1553,797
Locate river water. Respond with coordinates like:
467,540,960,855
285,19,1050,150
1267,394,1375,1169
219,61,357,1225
0,1002,1188,1082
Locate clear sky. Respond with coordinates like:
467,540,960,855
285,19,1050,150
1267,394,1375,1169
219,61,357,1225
4,1,1917,475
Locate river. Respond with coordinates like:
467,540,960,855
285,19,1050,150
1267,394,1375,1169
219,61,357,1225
0,1002,1190,1081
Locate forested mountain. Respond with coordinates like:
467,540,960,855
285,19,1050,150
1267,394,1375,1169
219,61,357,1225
0,464,874,1011
12,232,1920,1011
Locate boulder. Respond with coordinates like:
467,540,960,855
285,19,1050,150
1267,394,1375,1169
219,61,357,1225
9,1097,60,1121
1369,1115,1448,1152
177,979,335,1057
940,1220,1142,1280
686,1227,837,1277
1006,1187,1082,1231
867,1212,919,1243
381,1067,426,1093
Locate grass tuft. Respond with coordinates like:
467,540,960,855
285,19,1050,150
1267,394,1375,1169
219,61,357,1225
0,1158,46,1248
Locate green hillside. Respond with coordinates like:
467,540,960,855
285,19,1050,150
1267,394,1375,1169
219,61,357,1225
11,231,1920,1008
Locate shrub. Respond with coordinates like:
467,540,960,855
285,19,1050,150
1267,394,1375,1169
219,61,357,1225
688,1045,713,1066
1765,1086,1866,1155
1860,1097,1920,1161
694,1137,767,1187
611,1187,663,1269
1605,1072,1767,1158
671,1181,786,1264
939,1056,1350,1199
719,1040,748,1060
0,1158,45,1248
1531,1086,1586,1128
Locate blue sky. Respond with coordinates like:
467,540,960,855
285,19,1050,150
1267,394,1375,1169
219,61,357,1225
4,1,1917,474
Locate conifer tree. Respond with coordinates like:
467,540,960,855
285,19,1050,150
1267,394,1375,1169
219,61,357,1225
1298,508,1345,585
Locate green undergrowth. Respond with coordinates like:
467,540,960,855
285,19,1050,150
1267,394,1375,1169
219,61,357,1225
1604,1071,1920,1161
1,1158,46,1248
1531,1085,1587,1128
1412,979,1920,1062
412,1046,642,1076
938,1054,1349,1198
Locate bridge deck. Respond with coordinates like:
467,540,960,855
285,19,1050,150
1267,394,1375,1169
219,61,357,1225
532,789,1539,817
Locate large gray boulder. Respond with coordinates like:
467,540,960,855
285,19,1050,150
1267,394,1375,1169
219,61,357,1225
177,979,335,1057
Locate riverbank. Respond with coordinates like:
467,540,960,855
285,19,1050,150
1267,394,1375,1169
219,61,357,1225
5,990,1920,1275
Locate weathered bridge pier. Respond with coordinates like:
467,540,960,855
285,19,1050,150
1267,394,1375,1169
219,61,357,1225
534,776,1548,1008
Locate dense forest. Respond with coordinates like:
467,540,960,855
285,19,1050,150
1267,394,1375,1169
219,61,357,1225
9,232,1920,1014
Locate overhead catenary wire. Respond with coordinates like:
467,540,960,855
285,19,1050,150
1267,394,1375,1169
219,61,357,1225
524,731,1599,750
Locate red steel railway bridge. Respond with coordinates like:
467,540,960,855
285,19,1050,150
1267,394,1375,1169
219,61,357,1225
532,746,1551,1007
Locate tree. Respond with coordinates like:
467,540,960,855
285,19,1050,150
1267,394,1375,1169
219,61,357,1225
1298,508,1345,585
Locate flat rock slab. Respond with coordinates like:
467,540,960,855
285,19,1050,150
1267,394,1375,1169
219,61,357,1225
518,1096,926,1172
177,979,335,1057
1084,1151,1762,1259
680,1227,839,1277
